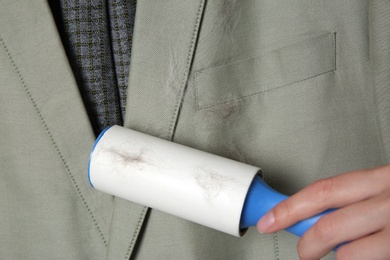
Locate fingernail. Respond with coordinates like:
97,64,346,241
257,211,274,233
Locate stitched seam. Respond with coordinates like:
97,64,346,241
195,31,337,110
0,36,108,247
197,68,336,110
333,31,337,71
125,206,148,260
168,0,206,139
194,70,202,110
198,32,336,74
273,232,280,260
198,32,335,72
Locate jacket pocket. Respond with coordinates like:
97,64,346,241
194,32,336,110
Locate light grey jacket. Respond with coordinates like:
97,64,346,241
1,0,389,259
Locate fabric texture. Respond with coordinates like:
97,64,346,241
59,0,136,135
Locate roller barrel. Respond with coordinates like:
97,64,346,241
89,125,338,247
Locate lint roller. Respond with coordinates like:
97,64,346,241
88,125,334,237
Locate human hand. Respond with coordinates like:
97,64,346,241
256,165,390,259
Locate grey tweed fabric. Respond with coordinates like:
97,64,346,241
108,0,136,115
58,0,136,135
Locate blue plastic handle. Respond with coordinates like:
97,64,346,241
240,176,335,238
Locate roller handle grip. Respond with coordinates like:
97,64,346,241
240,176,341,250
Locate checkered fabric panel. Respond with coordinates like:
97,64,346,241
59,0,136,135
108,0,136,116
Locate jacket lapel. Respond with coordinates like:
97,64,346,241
106,0,206,258
2,0,206,257
0,0,114,250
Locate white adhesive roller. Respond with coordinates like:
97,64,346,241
88,125,260,236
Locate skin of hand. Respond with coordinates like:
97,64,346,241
256,165,390,260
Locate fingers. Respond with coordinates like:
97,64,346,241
297,192,390,259
335,229,390,260
257,165,390,233
256,165,390,259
